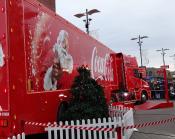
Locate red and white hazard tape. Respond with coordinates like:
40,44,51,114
51,125,116,132
25,121,54,127
124,116,175,130
25,116,175,132
25,121,118,132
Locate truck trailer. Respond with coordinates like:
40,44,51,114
0,0,151,137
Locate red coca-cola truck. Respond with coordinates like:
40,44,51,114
0,0,151,137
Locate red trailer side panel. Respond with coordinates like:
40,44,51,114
23,0,115,93
0,0,9,112
0,0,11,137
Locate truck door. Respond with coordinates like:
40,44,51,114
133,68,142,89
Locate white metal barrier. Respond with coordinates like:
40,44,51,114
7,133,25,139
122,108,135,139
109,105,131,117
45,117,121,139
109,105,135,139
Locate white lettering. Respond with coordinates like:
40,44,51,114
0,112,10,117
91,47,114,81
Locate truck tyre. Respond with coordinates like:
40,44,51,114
141,92,148,104
57,103,67,123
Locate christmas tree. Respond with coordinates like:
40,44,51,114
60,65,109,121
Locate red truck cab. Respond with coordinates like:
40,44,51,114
111,53,151,103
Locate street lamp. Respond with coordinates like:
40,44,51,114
156,48,170,103
74,9,100,34
156,48,170,66
131,35,148,67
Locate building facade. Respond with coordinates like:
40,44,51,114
146,67,172,79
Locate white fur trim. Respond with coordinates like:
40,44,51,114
44,66,57,91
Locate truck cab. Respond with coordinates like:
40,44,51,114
111,53,151,103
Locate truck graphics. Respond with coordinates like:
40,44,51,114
0,0,151,138
91,47,114,81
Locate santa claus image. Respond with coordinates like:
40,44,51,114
44,30,73,91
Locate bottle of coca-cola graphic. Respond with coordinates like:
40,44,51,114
0,43,5,67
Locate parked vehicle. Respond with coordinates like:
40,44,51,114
0,0,151,138
168,82,175,99
147,77,175,99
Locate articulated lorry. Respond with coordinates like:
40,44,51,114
0,0,151,137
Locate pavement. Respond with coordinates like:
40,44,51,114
130,100,175,139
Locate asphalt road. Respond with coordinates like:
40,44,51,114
131,101,175,139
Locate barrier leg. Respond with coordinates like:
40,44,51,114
116,127,122,139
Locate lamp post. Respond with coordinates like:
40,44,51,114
156,48,169,66
74,9,100,34
156,48,170,103
131,35,148,67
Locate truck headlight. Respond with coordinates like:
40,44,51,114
124,92,128,97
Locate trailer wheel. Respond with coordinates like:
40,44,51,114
141,92,148,103
57,103,67,123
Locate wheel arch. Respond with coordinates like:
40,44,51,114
56,101,69,123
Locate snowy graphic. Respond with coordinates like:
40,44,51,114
26,12,52,90
27,12,73,91
30,12,50,76
0,43,5,67
44,30,73,91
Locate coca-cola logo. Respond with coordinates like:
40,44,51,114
91,47,114,81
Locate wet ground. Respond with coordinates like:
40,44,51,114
131,100,175,139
